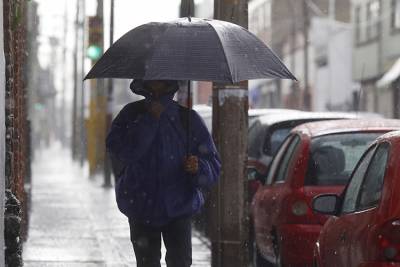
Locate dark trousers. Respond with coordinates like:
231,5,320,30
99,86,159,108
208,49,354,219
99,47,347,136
128,217,192,267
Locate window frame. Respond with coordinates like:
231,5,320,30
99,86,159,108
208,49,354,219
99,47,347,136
355,5,362,44
354,142,390,211
265,134,295,185
366,0,381,42
340,142,391,215
273,135,301,184
392,0,400,33
248,120,267,159
340,145,377,215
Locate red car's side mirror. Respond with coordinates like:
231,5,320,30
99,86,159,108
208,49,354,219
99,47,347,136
247,166,268,196
312,194,340,216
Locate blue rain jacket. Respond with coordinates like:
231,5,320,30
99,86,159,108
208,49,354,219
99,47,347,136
106,92,221,226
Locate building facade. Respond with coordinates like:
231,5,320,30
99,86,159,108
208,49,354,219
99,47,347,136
352,0,400,118
248,0,353,111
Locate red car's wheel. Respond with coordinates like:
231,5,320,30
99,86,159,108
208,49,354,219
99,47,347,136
253,241,275,267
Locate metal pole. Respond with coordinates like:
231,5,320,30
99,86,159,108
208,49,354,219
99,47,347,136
303,0,311,110
72,0,80,159
80,0,86,166
329,0,336,20
61,0,68,146
287,0,297,108
327,0,335,109
104,0,114,187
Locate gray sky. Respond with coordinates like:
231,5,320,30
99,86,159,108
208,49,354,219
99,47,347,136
37,0,181,66
36,0,180,101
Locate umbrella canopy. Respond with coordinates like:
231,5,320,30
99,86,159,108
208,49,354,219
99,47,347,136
84,17,296,83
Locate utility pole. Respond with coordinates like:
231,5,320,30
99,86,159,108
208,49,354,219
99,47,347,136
80,0,86,166
303,0,311,110
87,0,106,176
180,0,194,17
103,0,115,187
287,0,298,109
211,0,249,266
327,0,336,110
72,0,80,159
61,0,68,146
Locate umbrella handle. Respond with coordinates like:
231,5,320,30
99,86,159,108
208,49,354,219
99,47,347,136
186,80,191,156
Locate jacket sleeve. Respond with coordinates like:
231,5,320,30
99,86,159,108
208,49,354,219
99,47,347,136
190,111,221,190
106,103,159,165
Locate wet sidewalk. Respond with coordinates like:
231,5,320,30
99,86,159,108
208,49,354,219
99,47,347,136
23,144,211,266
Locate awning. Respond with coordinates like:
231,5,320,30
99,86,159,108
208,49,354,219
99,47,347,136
377,57,400,88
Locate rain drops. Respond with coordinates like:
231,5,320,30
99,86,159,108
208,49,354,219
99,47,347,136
144,43,151,49
136,237,149,248
199,144,209,154
198,174,207,185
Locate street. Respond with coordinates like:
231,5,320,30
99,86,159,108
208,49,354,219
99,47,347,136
23,143,211,266
0,0,397,266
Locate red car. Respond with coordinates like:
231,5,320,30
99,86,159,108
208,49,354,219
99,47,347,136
247,111,358,198
313,130,400,267
251,119,400,267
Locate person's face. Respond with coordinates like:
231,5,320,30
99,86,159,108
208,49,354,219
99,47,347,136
144,80,171,98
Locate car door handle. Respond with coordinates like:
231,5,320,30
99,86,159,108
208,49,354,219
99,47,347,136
339,231,347,243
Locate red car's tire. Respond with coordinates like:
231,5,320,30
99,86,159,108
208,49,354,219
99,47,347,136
252,241,275,267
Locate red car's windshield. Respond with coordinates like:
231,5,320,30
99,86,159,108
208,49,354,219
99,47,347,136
305,132,383,186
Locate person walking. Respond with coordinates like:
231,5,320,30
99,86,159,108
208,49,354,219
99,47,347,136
106,79,221,267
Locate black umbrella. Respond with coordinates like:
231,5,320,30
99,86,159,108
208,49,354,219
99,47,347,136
84,17,296,82
85,17,296,155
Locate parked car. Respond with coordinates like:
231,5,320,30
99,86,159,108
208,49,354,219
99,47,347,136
247,111,358,198
312,130,400,267
249,108,300,127
193,104,212,132
251,119,400,267
194,106,302,133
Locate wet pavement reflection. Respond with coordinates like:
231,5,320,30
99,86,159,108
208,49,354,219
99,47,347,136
23,143,210,266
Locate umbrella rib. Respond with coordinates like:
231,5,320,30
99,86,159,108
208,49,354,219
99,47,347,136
205,21,235,84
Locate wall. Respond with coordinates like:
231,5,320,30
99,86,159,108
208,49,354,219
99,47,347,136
352,0,400,80
312,17,353,111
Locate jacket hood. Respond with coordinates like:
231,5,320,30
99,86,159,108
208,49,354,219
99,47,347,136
130,79,179,102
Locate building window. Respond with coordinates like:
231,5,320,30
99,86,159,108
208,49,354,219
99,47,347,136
366,0,380,40
355,6,362,43
392,0,400,31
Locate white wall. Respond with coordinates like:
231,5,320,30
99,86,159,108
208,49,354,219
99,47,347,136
312,18,354,111
195,0,213,18
0,0,5,265
281,32,316,104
